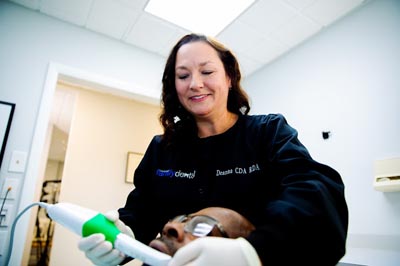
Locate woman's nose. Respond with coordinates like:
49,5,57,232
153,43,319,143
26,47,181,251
190,73,204,89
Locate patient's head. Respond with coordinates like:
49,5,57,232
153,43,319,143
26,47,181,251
149,207,255,256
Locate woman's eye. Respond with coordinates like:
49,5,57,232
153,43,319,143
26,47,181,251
177,74,189,80
202,70,213,75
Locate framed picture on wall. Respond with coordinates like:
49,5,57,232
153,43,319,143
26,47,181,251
125,152,143,184
0,101,15,170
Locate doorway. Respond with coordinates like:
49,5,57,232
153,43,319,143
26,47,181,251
28,87,75,265
21,68,162,265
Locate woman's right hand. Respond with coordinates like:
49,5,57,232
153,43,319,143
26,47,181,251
78,210,135,266
78,233,126,266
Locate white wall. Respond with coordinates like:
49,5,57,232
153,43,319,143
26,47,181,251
244,0,400,265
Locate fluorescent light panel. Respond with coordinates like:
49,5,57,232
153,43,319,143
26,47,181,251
145,0,255,36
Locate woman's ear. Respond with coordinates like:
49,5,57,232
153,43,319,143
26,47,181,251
226,76,232,89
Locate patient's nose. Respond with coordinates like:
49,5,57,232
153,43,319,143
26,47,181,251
163,221,185,241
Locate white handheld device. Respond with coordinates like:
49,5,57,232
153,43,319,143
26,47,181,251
40,202,171,266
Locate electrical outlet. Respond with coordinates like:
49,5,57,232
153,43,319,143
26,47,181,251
9,151,27,173
0,179,19,199
0,204,11,227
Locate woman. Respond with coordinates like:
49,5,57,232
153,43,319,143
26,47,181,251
79,33,348,266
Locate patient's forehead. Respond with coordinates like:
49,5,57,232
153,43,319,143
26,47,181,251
191,207,241,223
187,207,255,239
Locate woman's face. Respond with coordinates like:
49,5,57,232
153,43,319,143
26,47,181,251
174,41,231,121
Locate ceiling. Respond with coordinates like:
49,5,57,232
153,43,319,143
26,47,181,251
9,0,368,77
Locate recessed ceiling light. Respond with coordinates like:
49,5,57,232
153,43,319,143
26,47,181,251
144,0,255,36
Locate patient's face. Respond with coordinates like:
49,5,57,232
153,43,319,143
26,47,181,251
149,207,255,256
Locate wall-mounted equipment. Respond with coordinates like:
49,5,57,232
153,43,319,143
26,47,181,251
373,157,400,192
322,131,331,140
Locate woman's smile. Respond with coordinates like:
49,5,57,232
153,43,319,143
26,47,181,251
189,94,210,102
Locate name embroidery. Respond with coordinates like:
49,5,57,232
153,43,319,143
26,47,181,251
216,163,260,176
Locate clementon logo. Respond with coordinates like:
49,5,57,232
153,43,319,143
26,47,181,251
156,169,196,179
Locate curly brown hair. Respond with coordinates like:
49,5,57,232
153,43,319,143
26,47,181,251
160,33,250,146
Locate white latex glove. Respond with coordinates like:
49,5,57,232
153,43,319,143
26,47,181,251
168,237,262,266
78,210,135,266
104,210,135,237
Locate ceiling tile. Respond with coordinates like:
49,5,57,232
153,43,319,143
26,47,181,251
39,0,93,26
219,20,264,55
302,0,365,25
124,13,189,56
86,0,141,39
114,0,148,9
284,0,317,10
239,0,298,35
